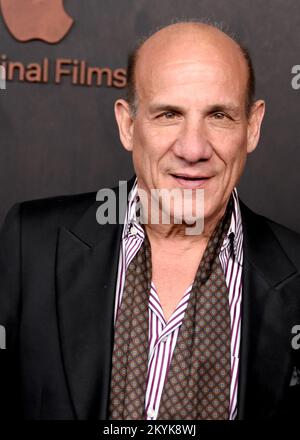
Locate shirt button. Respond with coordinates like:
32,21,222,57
161,336,168,343
130,225,137,235
148,408,155,418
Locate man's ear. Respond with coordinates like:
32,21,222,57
246,99,265,153
114,99,134,152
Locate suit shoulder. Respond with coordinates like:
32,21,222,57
3,177,136,236
240,199,300,270
19,191,97,230
265,217,300,244
252,210,300,270
265,217,300,267
21,191,97,211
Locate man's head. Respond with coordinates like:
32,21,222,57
115,21,265,227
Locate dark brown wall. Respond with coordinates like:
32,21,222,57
0,0,299,232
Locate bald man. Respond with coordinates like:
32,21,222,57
0,21,299,420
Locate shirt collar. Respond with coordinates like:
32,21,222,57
221,188,243,266
124,179,243,265
123,178,143,239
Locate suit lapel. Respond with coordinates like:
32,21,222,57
55,178,135,419
237,201,298,419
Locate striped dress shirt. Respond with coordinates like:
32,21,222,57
114,180,243,420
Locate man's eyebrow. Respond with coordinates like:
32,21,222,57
148,103,242,116
148,103,184,114
206,104,241,115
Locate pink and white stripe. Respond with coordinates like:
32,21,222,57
114,180,243,420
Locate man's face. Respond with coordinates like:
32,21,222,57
116,26,265,226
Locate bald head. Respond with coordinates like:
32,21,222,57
127,22,255,117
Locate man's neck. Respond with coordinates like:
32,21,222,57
143,216,225,259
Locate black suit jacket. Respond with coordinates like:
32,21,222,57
0,178,300,419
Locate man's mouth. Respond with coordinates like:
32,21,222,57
170,173,212,188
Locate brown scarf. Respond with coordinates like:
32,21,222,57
109,197,233,420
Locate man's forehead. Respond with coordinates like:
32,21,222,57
140,60,236,98
135,23,248,97
136,23,244,67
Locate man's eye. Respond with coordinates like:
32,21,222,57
212,112,227,119
158,111,177,119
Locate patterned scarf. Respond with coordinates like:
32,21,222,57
109,197,233,419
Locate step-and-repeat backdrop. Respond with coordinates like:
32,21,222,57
0,0,299,232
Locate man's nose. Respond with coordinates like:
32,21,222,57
172,119,213,163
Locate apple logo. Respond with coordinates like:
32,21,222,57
0,0,74,44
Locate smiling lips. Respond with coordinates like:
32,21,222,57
170,173,212,189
